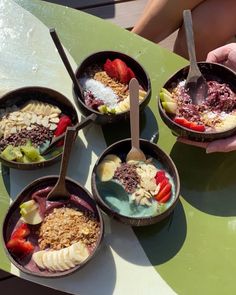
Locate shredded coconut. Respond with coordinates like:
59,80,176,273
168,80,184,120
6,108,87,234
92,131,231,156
80,77,118,108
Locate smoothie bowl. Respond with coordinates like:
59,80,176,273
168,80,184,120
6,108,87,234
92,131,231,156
0,87,78,169
74,51,151,126
91,139,180,226
2,176,104,277
158,62,236,141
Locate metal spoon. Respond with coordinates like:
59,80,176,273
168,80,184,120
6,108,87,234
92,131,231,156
126,78,146,162
47,126,77,201
183,10,208,105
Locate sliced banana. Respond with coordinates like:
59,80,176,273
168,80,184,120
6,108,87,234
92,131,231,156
69,242,89,264
32,250,46,269
139,89,147,99
97,160,117,181
103,154,121,167
61,247,76,269
56,249,71,271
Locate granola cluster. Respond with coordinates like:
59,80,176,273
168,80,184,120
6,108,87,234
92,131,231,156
38,207,100,251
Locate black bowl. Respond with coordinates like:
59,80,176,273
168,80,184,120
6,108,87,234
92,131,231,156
2,176,104,278
158,62,236,141
0,87,78,169
74,50,151,125
91,139,180,226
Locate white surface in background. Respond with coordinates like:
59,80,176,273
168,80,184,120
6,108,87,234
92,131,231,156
1,0,177,294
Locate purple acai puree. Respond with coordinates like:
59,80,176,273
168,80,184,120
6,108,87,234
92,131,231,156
172,80,236,127
9,186,97,275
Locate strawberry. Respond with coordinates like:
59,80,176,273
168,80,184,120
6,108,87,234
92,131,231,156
159,191,171,203
174,117,191,128
189,122,205,132
113,59,129,84
155,182,171,202
155,170,166,184
11,223,30,239
104,59,118,79
127,67,135,81
159,178,169,191
104,58,136,84
7,238,34,256
174,117,205,132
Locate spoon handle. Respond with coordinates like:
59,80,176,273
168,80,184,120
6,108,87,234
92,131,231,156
129,78,140,150
57,126,77,188
49,28,83,97
183,10,200,74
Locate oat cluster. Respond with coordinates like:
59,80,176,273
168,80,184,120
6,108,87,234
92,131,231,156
87,65,129,99
38,207,100,251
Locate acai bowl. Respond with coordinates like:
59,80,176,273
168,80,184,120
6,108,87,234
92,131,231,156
74,51,151,126
158,62,236,141
2,176,104,277
0,87,78,169
91,139,180,226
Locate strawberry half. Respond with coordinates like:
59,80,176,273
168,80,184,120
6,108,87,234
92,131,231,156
104,58,136,84
11,223,30,239
7,238,34,256
155,170,166,184
155,182,171,202
104,59,118,79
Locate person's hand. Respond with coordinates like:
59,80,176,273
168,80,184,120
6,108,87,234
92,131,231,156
206,43,236,72
178,135,236,153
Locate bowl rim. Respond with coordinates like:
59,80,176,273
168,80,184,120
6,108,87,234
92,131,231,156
0,86,79,169
74,50,152,116
2,175,104,278
158,61,236,138
91,138,180,224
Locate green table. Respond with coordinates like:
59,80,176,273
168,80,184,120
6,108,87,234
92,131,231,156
1,1,236,294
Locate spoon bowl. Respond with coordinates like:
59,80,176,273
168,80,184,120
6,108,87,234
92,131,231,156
126,78,146,162
46,126,77,201
183,9,208,105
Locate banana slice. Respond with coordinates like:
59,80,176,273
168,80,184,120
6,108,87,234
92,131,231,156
139,89,147,99
68,242,89,264
97,160,117,181
56,249,71,271
118,101,129,112
61,247,76,269
103,154,121,167
32,250,46,269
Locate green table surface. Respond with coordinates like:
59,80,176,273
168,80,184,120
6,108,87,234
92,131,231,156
1,1,236,294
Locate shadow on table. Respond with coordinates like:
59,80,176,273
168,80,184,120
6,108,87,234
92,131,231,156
170,141,236,217
133,202,187,266
107,201,187,266
102,106,159,145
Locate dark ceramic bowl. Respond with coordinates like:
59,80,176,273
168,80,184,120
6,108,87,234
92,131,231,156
2,176,104,278
0,87,78,169
158,62,236,141
91,139,180,226
73,50,151,126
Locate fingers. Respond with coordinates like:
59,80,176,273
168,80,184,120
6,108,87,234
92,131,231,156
206,44,231,63
206,135,236,153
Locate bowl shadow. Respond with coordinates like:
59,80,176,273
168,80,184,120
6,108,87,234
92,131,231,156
170,141,236,216
133,201,187,265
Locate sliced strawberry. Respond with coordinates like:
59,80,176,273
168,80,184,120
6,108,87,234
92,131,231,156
11,223,30,239
155,182,171,201
113,59,129,84
159,178,169,191
159,191,171,203
174,117,191,128
189,122,205,132
104,59,118,79
127,67,135,81
7,238,34,256
155,170,166,184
